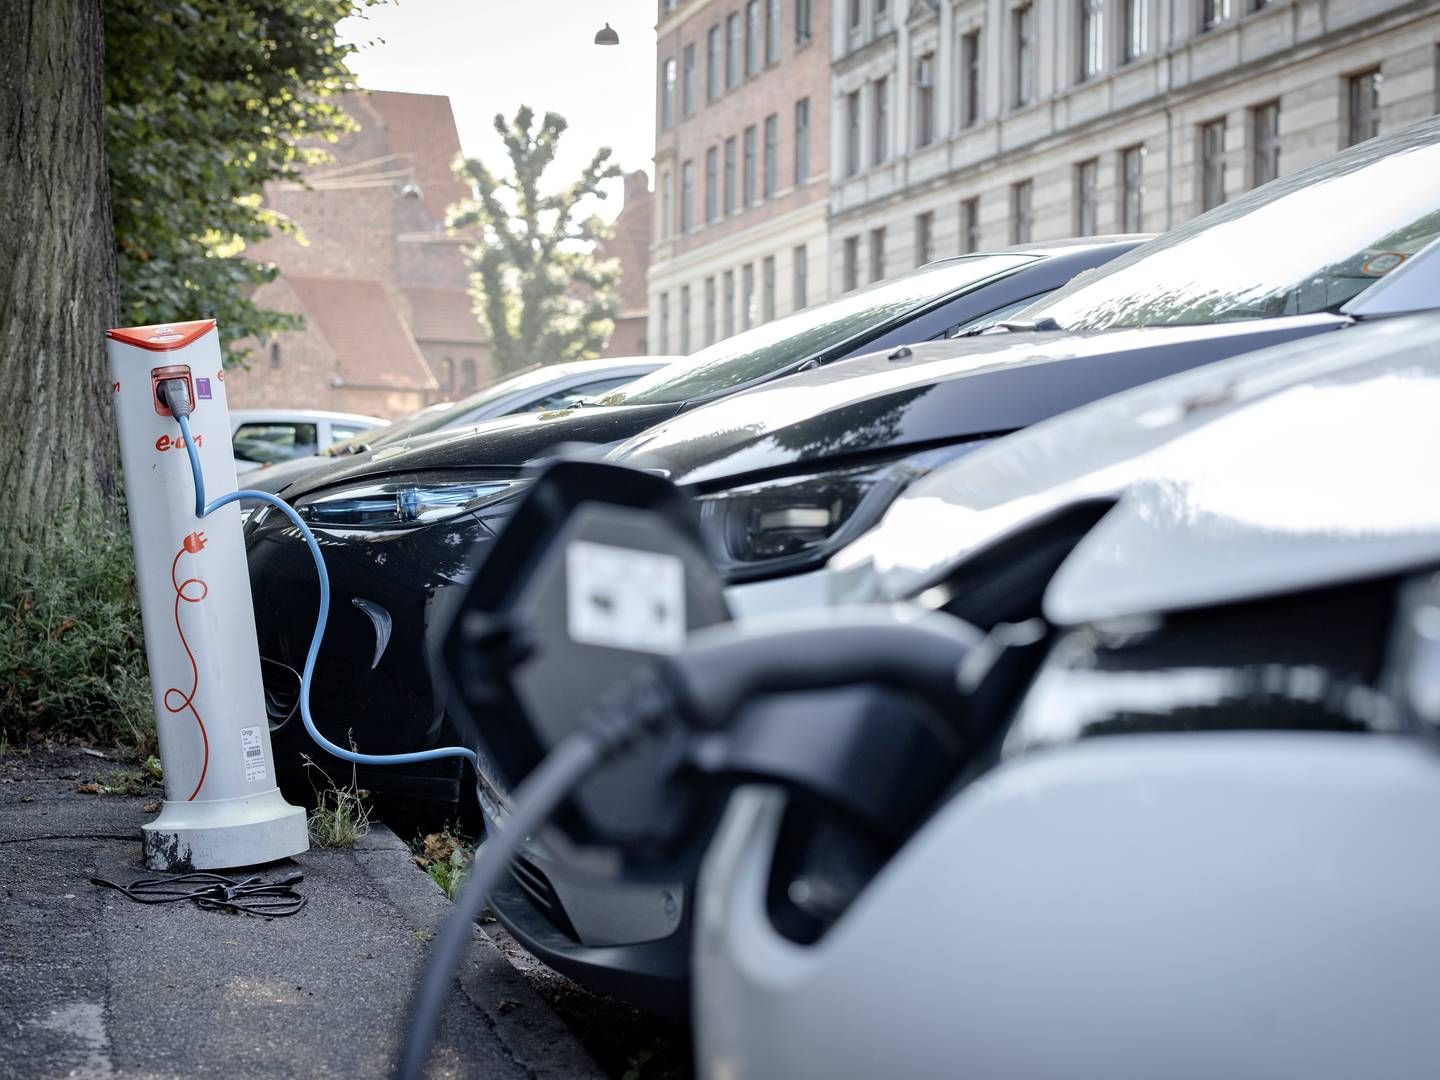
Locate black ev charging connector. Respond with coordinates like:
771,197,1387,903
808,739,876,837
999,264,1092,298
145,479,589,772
398,462,1004,1079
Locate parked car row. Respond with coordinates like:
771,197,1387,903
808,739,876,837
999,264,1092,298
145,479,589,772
247,113,1440,1055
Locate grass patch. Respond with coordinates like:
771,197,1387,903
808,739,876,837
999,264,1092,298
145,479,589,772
0,511,153,758
412,825,474,900
303,754,372,848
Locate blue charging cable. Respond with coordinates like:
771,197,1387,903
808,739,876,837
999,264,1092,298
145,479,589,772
173,409,477,770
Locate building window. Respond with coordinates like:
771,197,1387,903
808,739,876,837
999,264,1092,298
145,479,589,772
796,0,812,43
723,270,736,336
1251,101,1280,187
915,53,936,148
704,277,718,344
871,76,889,165
959,29,981,129
767,0,780,63
1120,144,1146,231
708,24,722,100
1200,118,1226,211
846,90,862,176
869,226,886,282
658,293,670,354
762,256,776,322
1079,0,1104,83
680,159,694,233
1123,0,1148,62
682,45,696,116
843,235,860,291
764,114,779,197
1201,0,1230,31
743,124,758,205
1013,4,1035,108
680,285,692,353
706,146,719,223
746,0,761,76
915,210,935,266
438,356,454,391
847,0,861,32
1348,69,1382,147
460,358,478,391
960,196,980,253
661,57,677,128
724,136,737,214
794,97,811,184
742,263,756,329
660,170,673,238
727,13,741,88
270,342,282,369
1011,180,1034,243
793,244,809,309
875,0,889,28
1075,159,1099,236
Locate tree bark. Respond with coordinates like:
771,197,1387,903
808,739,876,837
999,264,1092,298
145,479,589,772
0,0,119,584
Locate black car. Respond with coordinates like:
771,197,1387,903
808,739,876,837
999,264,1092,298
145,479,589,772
468,116,1440,1013
247,236,1145,808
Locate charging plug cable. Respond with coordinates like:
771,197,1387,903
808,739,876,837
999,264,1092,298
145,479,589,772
159,379,477,771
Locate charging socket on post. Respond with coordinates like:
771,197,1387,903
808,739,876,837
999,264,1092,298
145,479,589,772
150,365,195,418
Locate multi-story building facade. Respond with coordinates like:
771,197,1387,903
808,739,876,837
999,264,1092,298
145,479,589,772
828,0,1440,294
649,0,833,355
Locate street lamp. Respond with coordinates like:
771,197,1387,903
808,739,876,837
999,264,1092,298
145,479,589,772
594,22,619,45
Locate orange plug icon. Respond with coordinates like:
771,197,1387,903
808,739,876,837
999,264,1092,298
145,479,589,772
182,531,207,554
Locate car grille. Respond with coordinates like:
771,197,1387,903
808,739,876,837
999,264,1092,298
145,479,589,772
260,658,302,732
508,855,580,941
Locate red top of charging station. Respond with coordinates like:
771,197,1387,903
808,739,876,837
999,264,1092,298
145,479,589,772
106,319,217,352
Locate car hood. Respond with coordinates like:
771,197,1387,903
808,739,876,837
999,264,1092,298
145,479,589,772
608,315,1346,489
826,312,1440,614
278,401,681,501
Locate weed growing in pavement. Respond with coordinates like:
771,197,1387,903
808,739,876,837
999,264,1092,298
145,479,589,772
303,752,373,848
0,512,153,756
412,825,474,900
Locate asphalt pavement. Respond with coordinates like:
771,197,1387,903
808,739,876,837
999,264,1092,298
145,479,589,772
0,748,602,1079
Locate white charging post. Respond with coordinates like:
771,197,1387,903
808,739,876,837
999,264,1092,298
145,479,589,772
106,319,308,870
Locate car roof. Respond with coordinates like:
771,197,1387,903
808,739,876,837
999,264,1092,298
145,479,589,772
230,409,387,424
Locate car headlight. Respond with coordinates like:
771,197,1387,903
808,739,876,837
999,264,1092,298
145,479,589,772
292,476,527,529
696,444,986,581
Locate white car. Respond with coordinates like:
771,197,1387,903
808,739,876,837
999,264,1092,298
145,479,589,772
230,409,387,474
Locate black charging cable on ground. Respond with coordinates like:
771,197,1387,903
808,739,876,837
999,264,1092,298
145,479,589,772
91,870,307,917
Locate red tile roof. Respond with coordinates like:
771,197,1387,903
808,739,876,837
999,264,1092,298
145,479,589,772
287,277,437,390
363,91,471,223
401,286,488,344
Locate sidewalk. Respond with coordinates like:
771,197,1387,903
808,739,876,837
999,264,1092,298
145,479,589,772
0,748,603,1080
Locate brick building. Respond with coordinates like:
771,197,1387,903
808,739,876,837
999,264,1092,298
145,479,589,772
599,170,656,356
827,0,1440,289
228,90,491,419
649,0,833,356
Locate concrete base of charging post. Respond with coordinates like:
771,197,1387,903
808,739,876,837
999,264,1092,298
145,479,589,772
144,791,308,871
106,319,309,871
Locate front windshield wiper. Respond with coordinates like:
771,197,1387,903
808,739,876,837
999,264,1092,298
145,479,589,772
958,316,1064,338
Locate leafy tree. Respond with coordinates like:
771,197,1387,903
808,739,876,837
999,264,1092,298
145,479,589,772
104,0,370,365
451,108,622,376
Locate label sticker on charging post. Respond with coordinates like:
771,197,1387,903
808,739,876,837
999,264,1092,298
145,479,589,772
240,726,267,782
566,541,686,654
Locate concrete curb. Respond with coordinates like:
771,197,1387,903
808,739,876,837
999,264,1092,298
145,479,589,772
349,823,605,1080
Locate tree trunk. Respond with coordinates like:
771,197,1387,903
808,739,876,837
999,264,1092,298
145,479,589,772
0,0,119,585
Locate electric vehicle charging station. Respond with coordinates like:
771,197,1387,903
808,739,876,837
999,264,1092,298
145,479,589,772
106,319,308,870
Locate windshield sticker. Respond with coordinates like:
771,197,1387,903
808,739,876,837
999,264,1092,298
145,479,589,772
566,541,686,654
1361,252,1406,276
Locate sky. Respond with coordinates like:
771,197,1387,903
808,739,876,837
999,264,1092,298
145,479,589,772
338,0,658,219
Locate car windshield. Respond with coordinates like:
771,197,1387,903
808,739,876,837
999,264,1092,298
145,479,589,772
325,365,594,454
606,253,1036,407
1026,118,1440,331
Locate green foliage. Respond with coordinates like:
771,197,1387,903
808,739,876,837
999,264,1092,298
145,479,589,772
303,753,373,848
412,825,474,900
0,511,153,755
452,107,622,376
103,0,374,365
